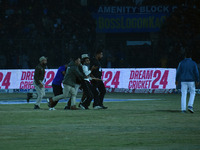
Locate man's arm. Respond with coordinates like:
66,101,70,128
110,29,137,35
176,63,181,82
194,63,200,84
62,71,66,76
175,63,181,86
73,67,86,80
82,65,91,76
34,66,41,85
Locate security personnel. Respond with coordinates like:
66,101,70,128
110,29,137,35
79,54,100,109
47,56,85,110
33,56,47,109
90,50,107,109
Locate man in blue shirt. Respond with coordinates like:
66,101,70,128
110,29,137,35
52,65,67,95
176,51,199,113
50,64,68,110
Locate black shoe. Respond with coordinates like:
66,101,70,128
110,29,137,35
27,93,33,103
47,97,57,108
101,105,108,109
34,104,40,109
64,105,70,110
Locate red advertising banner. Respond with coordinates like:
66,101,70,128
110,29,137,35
0,68,176,90
102,68,176,89
0,69,57,89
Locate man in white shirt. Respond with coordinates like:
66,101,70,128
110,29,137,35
79,54,102,109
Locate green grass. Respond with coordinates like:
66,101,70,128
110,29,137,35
0,93,200,150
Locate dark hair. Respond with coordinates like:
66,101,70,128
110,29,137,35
95,49,103,55
70,55,80,61
81,57,89,64
185,49,192,58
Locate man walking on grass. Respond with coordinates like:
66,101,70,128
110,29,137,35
176,50,199,113
33,56,48,109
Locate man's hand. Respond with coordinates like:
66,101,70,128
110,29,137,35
175,81,178,86
91,65,98,71
39,84,44,88
91,77,105,81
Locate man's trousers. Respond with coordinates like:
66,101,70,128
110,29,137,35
181,82,196,111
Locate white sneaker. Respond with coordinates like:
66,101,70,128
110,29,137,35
49,107,56,111
93,106,103,110
80,104,85,110
188,106,194,113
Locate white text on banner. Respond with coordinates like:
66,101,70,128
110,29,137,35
0,68,176,89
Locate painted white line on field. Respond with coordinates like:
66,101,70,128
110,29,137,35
0,98,162,104
105,98,162,102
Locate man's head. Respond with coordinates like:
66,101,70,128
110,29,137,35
95,50,103,60
39,56,47,66
71,54,81,66
74,58,81,66
81,54,90,65
185,49,192,58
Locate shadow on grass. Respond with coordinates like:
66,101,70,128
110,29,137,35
156,110,181,113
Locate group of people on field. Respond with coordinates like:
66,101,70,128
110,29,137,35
28,50,107,110
28,48,199,113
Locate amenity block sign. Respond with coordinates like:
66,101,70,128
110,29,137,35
0,68,176,90
101,68,176,89
92,5,177,33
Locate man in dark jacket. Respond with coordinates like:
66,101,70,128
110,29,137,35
47,56,85,110
33,56,47,109
90,50,107,109
176,51,199,113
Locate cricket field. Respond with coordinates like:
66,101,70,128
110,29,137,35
0,93,200,150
